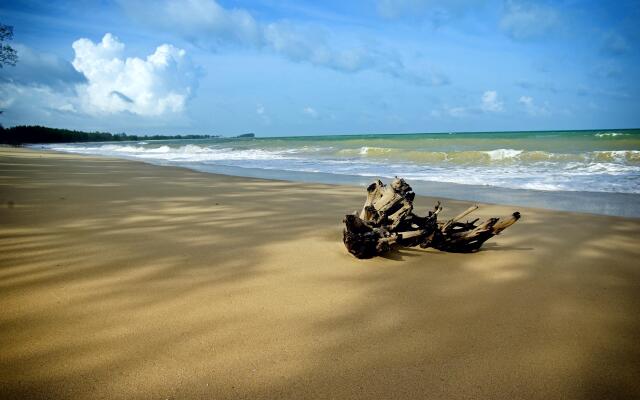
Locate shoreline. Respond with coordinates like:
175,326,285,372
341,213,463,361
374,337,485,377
1,146,639,399
28,145,640,218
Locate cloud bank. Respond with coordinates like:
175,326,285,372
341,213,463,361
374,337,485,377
0,44,86,90
120,0,448,86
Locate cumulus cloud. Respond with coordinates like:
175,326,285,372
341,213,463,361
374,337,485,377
500,0,559,40
303,106,318,118
120,0,448,86
519,95,549,116
72,33,197,116
518,95,532,106
481,90,503,112
0,35,198,129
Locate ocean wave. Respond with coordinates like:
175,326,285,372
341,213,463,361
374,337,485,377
484,148,523,160
40,141,640,194
594,132,629,137
592,150,640,163
335,147,640,165
47,144,640,166
347,146,392,156
46,143,293,161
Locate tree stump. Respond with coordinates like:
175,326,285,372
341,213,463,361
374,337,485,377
343,178,520,259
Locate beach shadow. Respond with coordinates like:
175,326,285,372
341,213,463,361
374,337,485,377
1,149,640,400
380,249,418,261
480,242,534,252
379,246,446,261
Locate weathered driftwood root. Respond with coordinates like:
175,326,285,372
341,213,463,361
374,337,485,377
343,178,521,259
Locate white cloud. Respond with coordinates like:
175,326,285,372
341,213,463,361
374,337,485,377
431,91,503,118
120,0,448,86
0,35,198,129
162,0,261,46
0,82,80,118
256,104,270,125
519,95,533,107
481,90,503,112
72,33,197,116
303,106,318,118
518,95,549,116
500,1,559,40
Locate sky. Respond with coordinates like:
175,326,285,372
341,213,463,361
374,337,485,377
0,0,639,136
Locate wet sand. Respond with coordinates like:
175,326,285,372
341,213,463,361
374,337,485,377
1,147,639,399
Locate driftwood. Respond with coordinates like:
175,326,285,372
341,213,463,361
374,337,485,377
343,178,520,259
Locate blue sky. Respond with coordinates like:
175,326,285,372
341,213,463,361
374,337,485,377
0,0,638,136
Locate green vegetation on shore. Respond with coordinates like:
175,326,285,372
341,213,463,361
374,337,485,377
0,125,217,145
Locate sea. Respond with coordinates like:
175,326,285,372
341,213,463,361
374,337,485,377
37,129,640,218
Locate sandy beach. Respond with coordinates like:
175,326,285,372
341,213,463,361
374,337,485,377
1,146,639,399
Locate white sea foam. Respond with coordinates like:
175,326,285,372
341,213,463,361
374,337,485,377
41,141,640,194
484,149,523,160
47,143,291,162
358,146,392,155
595,132,628,137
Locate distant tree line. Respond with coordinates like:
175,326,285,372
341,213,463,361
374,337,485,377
0,125,217,145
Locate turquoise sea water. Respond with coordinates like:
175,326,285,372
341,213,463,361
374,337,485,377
39,129,640,216
43,129,640,192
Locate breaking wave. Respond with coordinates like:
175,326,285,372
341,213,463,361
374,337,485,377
594,132,629,137
39,137,640,194
44,143,290,161
337,147,640,165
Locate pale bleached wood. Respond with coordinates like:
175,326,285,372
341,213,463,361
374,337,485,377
343,178,520,258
